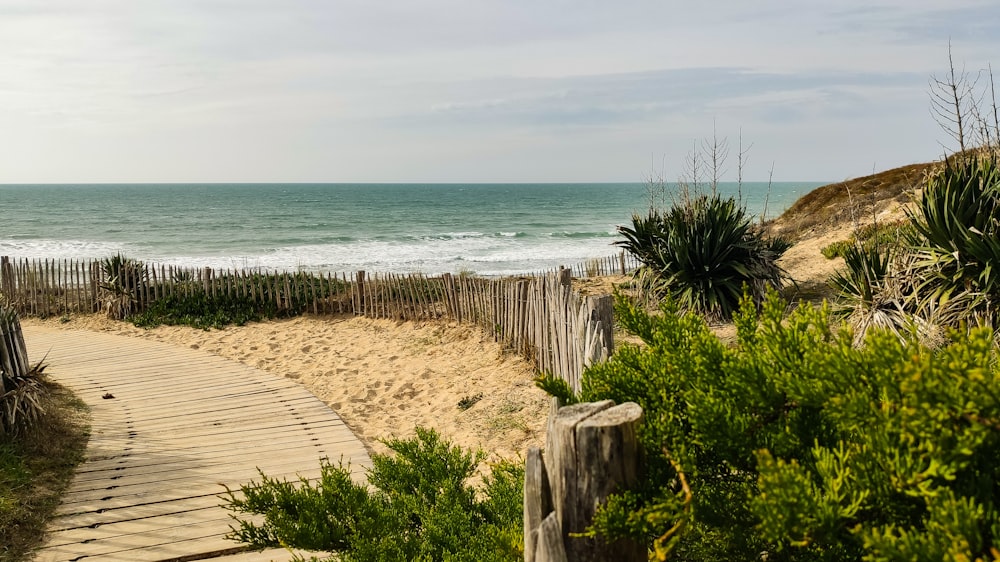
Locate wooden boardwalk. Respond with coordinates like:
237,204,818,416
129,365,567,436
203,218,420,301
24,326,371,562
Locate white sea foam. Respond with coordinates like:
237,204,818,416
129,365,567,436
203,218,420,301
0,181,820,276
0,239,130,260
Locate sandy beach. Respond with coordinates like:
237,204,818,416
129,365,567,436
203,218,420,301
22,314,550,462
18,226,854,465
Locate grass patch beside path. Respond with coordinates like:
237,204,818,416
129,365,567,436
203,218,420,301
1,383,89,562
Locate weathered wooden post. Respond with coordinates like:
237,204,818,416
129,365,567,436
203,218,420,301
355,271,366,316
525,399,645,562
0,307,29,395
202,267,213,296
581,295,614,369
557,266,572,288
0,257,13,303
89,260,102,314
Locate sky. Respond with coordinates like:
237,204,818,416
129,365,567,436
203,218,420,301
0,1,997,184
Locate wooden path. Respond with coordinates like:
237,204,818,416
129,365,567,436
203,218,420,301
23,326,371,562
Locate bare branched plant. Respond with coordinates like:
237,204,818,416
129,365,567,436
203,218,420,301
702,121,730,194
645,153,669,213
760,161,775,224
737,129,753,201
929,40,979,153
676,140,703,207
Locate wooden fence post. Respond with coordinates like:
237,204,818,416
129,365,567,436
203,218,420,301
525,399,645,562
557,266,572,288
0,308,29,394
581,295,614,369
0,257,13,302
202,267,213,296
355,271,366,316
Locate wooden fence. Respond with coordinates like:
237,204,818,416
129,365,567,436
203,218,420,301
0,307,30,395
0,255,626,389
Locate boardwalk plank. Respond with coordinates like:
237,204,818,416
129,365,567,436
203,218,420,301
25,327,371,562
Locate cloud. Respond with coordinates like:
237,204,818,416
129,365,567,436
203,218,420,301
0,1,992,183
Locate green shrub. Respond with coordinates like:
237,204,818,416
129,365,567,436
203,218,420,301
542,292,1000,561
130,272,350,329
821,220,916,260
0,383,88,562
224,428,523,562
616,194,789,320
131,292,277,330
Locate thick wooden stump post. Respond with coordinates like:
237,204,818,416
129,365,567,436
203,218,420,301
525,398,644,562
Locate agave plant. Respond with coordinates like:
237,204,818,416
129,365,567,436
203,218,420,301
99,253,148,320
907,153,1000,328
0,362,48,436
828,242,946,346
829,241,894,309
831,152,1000,344
617,194,790,320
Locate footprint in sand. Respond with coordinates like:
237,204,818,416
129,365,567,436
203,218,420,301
301,344,312,353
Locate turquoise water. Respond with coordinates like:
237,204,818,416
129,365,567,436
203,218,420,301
0,182,823,275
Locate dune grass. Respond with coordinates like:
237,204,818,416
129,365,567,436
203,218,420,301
0,383,89,562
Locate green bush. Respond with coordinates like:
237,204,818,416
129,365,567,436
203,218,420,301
616,194,789,320
223,428,523,562
820,220,915,260
131,291,277,330
130,272,350,329
543,292,1000,561
0,382,88,562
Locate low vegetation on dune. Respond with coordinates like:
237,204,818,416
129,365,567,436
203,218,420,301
768,161,932,242
827,149,1000,346
0,382,88,562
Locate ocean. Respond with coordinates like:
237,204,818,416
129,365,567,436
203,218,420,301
0,182,823,276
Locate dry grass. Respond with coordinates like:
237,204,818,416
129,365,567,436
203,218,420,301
0,382,89,562
767,161,935,241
